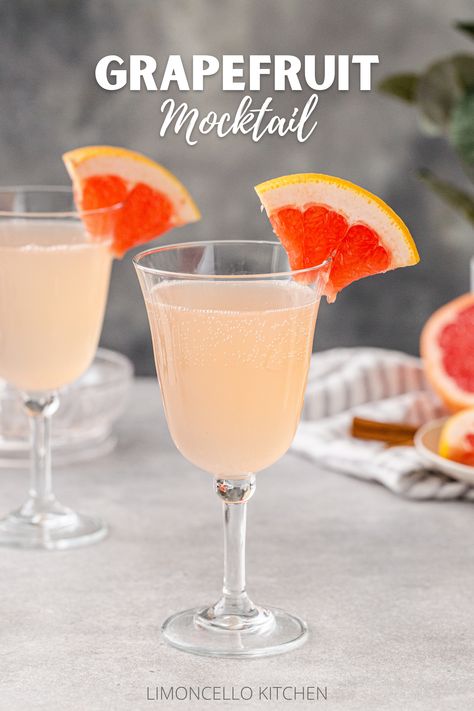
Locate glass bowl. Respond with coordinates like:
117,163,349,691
0,349,133,467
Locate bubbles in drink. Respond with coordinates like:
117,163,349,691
146,280,318,476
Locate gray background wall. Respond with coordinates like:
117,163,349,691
1,0,473,374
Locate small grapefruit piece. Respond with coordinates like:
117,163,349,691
438,408,474,466
63,146,201,256
421,293,474,411
255,173,419,299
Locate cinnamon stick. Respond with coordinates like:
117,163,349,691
351,417,417,445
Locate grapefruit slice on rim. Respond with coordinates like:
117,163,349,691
63,145,201,257
255,173,419,300
421,293,474,412
438,409,474,466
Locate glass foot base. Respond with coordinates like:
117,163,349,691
162,605,308,658
0,499,108,550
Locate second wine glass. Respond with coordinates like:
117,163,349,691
0,187,120,550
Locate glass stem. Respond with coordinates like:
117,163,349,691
215,477,256,615
223,496,247,605
23,393,59,507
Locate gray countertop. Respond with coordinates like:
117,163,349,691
1,379,473,711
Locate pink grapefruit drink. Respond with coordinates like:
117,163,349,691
145,279,318,477
0,151,200,552
133,167,421,659
0,220,112,392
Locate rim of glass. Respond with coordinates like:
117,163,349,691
133,239,331,280
0,185,123,218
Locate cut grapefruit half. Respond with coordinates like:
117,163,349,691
421,293,474,412
438,409,474,466
255,173,419,300
63,146,201,257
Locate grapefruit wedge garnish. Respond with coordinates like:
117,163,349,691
255,173,419,300
438,409,474,466
63,146,200,257
421,293,474,412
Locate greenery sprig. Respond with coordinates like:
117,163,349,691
379,21,474,226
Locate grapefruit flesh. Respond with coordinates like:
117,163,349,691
421,293,474,411
63,146,201,257
255,173,419,299
438,408,474,466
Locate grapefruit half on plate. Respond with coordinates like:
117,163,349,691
421,293,474,411
63,146,201,257
255,173,419,300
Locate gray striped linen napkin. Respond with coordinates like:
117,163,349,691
292,348,474,500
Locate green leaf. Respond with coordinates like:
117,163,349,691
378,73,418,103
455,22,474,41
449,92,474,169
419,168,474,225
416,54,474,133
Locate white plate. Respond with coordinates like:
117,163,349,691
414,417,474,486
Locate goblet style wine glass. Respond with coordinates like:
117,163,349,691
0,187,120,550
135,240,330,657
